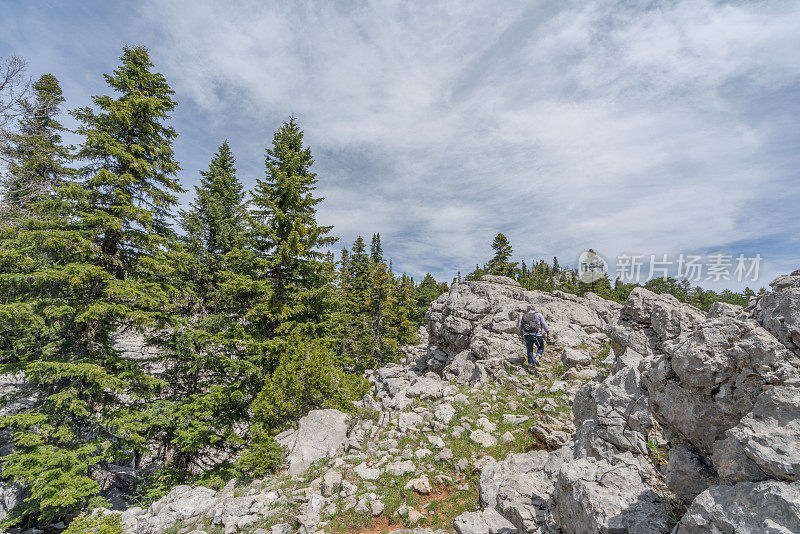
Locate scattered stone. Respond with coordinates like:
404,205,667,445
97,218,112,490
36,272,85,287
500,431,514,443
371,499,385,516
399,412,424,433
405,474,432,494
414,448,432,459
435,448,454,462
502,414,529,425
469,429,498,448
427,435,446,449
354,462,381,481
321,469,342,497
477,417,497,432
385,459,415,476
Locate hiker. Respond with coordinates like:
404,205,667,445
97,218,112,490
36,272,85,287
518,305,550,373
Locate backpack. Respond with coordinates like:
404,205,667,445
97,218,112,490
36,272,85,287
521,311,541,334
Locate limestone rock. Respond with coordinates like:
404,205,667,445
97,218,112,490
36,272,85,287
479,448,568,533
561,348,592,369
470,429,497,448
644,310,798,454
434,403,456,424
675,480,800,533
386,459,416,476
277,409,349,475
553,456,670,534
665,443,718,502
354,462,381,481
399,412,424,432
751,268,800,355
453,508,517,534
713,385,800,482
405,474,432,494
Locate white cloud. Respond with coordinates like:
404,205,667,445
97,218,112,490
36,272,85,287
135,0,800,286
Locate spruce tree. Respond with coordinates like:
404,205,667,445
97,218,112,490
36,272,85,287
247,117,337,351
0,74,73,222
417,273,442,321
370,233,383,263
242,119,353,474
155,141,251,472
0,46,180,524
384,273,419,350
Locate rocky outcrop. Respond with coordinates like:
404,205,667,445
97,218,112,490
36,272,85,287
750,267,800,355
423,275,619,377
458,270,800,534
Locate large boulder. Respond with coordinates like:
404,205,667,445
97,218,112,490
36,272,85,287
478,448,569,533
674,480,800,533
553,456,670,534
712,385,800,482
572,362,656,459
453,508,516,534
643,304,799,454
607,287,704,357
134,485,218,534
425,278,620,377
276,409,349,475
751,267,800,355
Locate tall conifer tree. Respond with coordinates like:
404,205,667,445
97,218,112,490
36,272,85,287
0,47,180,524
0,74,73,222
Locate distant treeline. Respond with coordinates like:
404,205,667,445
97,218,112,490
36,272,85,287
464,234,761,311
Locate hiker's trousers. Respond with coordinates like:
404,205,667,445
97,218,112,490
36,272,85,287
524,334,544,366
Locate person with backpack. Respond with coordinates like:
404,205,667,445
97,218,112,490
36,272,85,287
518,305,551,374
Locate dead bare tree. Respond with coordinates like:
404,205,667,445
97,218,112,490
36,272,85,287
0,55,29,131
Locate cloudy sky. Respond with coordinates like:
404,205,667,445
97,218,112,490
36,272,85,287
2,0,799,289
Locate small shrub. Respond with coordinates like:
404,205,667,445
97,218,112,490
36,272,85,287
646,439,668,466
64,512,123,534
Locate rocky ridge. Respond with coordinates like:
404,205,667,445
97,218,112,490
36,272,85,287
8,269,799,534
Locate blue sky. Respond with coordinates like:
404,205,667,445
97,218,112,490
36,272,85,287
2,0,799,289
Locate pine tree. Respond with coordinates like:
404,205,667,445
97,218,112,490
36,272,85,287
370,233,383,263
0,74,73,222
486,233,518,277
241,118,348,474
154,142,251,472
247,117,337,347
0,47,179,524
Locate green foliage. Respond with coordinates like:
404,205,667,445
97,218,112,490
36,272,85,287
416,272,447,321
239,338,366,477
247,117,338,350
63,512,123,534
152,141,253,472
333,236,437,372
647,439,668,467
251,338,367,432
236,428,285,479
